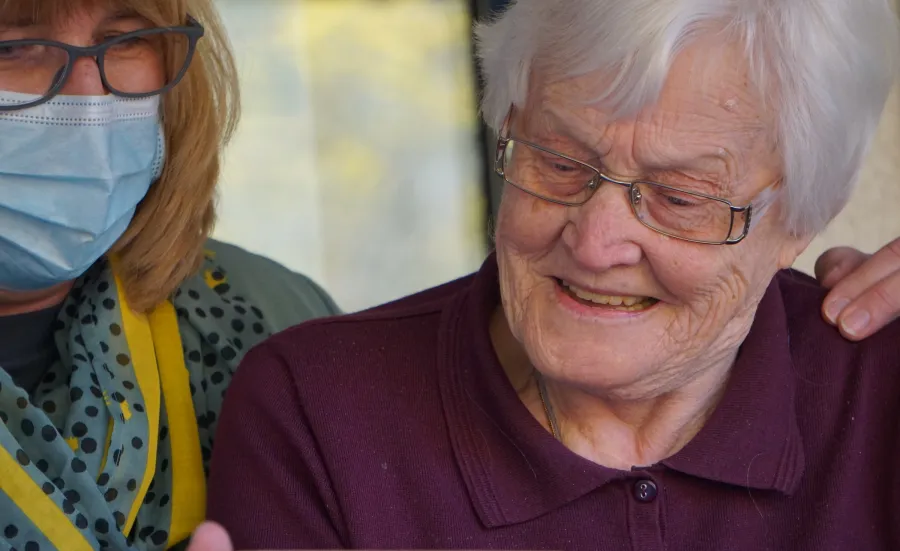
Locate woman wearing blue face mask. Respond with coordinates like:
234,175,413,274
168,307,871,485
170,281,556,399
0,1,339,550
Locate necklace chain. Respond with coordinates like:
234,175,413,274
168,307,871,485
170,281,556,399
534,370,562,442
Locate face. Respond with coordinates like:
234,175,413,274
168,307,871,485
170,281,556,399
495,37,811,399
0,1,166,97
0,1,165,311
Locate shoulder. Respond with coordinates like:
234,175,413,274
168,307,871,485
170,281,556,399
171,241,344,451
776,268,900,363
220,274,476,487
775,268,900,426
245,273,474,386
774,268,832,329
775,271,900,508
192,240,341,332
266,272,473,352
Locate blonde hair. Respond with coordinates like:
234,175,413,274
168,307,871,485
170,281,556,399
115,0,240,312
0,0,241,312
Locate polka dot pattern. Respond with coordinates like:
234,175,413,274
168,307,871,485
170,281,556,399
0,251,278,550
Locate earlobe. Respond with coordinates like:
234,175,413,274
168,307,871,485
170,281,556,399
777,233,815,270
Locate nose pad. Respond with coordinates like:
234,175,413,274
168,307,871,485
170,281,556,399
629,185,645,223
630,186,642,206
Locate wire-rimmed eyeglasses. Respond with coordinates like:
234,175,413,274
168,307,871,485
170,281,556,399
495,134,774,245
0,16,204,111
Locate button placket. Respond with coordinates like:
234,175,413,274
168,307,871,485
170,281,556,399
626,474,664,550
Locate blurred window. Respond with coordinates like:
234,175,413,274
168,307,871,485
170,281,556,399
214,0,487,312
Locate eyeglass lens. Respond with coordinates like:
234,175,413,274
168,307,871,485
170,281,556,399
502,138,737,243
0,31,191,105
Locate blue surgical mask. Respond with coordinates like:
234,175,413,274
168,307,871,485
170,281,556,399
0,92,165,292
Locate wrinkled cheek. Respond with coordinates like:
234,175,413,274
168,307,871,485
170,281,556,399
496,246,529,338
517,294,577,373
495,192,568,347
495,191,565,255
498,259,542,340
664,276,755,355
665,305,722,349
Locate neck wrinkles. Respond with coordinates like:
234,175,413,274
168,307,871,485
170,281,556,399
543,354,734,469
491,301,740,470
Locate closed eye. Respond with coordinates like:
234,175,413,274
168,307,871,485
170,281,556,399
0,44,44,62
664,194,697,207
105,34,150,46
0,44,19,59
537,152,580,173
551,161,578,173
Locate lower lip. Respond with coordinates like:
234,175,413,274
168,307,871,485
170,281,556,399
553,280,660,319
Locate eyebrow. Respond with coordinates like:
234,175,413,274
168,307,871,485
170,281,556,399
541,106,733,179
103,7,142,22
540,107,604,151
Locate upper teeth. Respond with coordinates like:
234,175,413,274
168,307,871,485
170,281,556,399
564,282,647,306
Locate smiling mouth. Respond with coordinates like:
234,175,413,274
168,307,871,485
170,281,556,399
556,278,660,312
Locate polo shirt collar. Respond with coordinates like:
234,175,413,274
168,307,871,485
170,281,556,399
662,275,805,493
437,254,804,528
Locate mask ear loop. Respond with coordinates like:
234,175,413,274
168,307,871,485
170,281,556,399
151,124,166,181
151,96,167,181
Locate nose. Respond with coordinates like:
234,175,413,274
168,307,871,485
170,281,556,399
561,182,646,272
58,56,108,96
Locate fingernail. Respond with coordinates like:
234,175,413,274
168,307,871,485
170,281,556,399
824,298,849,324
841,309,870,337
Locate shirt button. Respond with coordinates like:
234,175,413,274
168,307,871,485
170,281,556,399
633,479,658,503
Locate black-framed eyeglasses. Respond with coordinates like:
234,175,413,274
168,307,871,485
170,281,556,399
0,15,204,111
495,134,775,245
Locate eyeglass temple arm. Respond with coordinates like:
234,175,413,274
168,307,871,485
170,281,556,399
494,107,516,176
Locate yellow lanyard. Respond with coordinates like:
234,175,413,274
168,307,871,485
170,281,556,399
0,265,205,550
119,275,206,545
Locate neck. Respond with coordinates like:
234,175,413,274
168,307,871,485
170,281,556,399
490,308,735,470
0,282,73,316
541,364,730,469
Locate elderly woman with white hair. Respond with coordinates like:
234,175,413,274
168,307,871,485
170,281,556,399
198,0,900,549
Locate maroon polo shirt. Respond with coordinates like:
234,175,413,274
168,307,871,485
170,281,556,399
207,255,900,550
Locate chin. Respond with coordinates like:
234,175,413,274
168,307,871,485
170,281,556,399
521,313,661,380
528,343,666,394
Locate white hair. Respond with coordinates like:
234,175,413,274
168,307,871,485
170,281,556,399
476,0,900,235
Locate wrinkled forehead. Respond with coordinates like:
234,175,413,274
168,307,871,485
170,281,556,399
0,0,184,27
529,37,773,152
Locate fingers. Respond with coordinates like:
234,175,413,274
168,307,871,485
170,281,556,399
814,246,871,289
831,270,900,340
187,522,234,551
819,239,900,340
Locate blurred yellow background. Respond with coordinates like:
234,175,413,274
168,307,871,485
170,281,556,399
214,0,486,312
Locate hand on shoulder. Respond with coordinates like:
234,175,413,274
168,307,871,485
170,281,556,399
816,239,900,340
